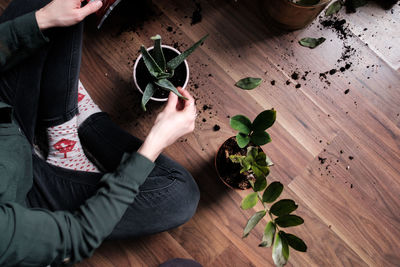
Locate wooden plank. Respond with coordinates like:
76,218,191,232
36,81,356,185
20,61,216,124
290,130,400,266
345,3,400,70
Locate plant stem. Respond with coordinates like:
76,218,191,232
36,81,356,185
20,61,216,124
254,188,281,232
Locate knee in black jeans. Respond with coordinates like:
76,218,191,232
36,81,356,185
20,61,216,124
164,164,200,226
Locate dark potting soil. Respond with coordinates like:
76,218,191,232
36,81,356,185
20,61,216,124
216,137,254,190
136,48,187,99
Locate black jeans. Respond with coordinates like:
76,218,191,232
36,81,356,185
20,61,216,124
0,0,199,239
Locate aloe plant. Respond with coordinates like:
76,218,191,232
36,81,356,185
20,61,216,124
139,34,208,110
229,109,307,267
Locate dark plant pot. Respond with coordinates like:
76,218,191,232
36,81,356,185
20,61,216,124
133,45,189,102
215,136,264,190
261,0,330,30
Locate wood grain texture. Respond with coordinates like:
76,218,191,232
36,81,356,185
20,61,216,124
1,0,400,266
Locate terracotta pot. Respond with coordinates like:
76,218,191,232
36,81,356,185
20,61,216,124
261,0,331,30
133,45,190,102
215,136,263,190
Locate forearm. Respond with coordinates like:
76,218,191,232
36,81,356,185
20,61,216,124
0,12,49,72
0,152,154,266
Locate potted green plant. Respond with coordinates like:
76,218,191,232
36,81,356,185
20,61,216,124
133,34,208,110
215,109,307,266
261,0,331,30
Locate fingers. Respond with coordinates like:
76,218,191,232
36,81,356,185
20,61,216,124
79,0,103,18
177,87,195,109
165,91,179,111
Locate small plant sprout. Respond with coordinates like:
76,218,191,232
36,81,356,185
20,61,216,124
229,109,307,267
140,34,208,110
230,109,276,148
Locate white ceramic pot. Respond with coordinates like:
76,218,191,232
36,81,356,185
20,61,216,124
133,45,190,102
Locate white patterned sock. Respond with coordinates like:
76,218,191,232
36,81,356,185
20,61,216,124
46,116,100,172
77,80,101,127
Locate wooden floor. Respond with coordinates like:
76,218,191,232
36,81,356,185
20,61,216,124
2,0,400,266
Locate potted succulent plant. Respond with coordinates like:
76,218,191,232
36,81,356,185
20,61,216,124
133,34,208,110
261,0,331,30
215,109,307,266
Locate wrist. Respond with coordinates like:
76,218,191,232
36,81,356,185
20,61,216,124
138,131,165,162
35,8,53,30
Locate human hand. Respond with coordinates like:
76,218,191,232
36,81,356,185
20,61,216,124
35,0,103,30
138,87,196,162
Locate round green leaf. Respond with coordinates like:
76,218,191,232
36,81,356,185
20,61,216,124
236,133,250,148
259,221,276,247
272,231,289,267
254,176,267,192
241,192,258,210
235,77,262,90
252,109,277,132
243,210,266,238
282,232,307,252
230,115,252,135
252,164,269,179
255,152,267,166
270,199,298,217
275,215,304,228
299,37,326,49
325,0,343,16
262,182,284,203
250,131,271,146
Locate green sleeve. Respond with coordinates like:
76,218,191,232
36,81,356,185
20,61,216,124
0,11,49,72
0,152,154,266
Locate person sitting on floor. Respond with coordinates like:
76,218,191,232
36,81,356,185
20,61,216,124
0,0,200,266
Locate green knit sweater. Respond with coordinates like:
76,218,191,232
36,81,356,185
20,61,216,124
0,11,155,266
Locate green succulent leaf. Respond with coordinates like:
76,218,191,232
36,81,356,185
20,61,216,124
282,232,307,252
141,82,156,111
275,215,304,228
243,210,266,238
252,109,277,132
270,199,299,217
325,0,343,16
140,45,163,78
236,133,250,148
156,72,173,80
154,79,187,99
230,115,252,135
235,77,262,90
241,192,258,210
250,131,271,146
150,34,166,71
259,221,276,247
272,231,289,267
254,176,267,192
167,34,209,71
299,37,326,49
296,0,320,6
262,181,284,203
